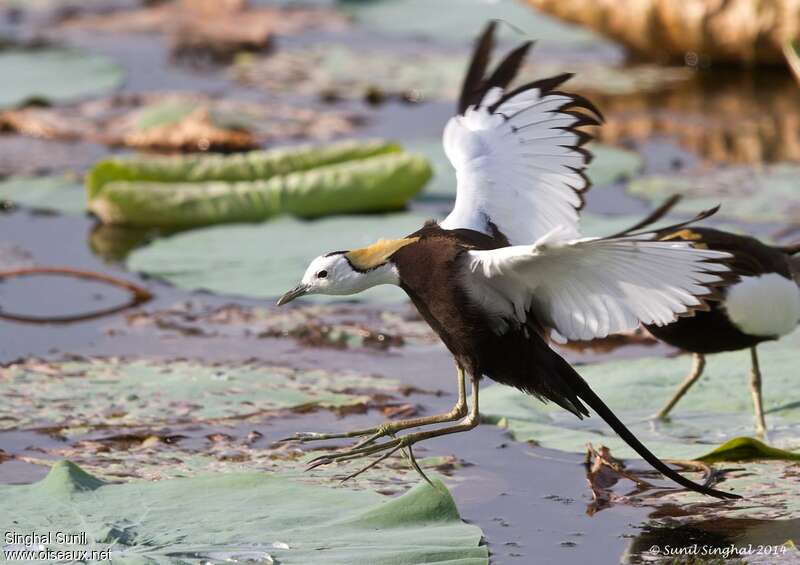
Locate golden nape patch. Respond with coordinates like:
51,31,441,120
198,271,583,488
345,237,419,270
660,229,708,249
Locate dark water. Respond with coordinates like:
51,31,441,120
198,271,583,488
1,2,798,564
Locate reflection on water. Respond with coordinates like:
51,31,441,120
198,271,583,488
624,517,800,564
588,69,800,164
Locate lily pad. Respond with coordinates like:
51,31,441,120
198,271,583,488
627,164,800,227
0,175,86,215
0,48,122,109
127,212,428,303
342,0,608,48
123,302,438,349
0,358,405,433
0,461,488,564
481,330,800,460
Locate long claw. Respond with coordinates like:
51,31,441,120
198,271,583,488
402,443,435,488
305,438,404,471
339,446,403,483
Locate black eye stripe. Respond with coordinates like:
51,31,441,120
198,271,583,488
317,270,328,278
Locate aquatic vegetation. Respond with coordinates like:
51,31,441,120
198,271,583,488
127,213,427,303
524,0,800,65
0,358,408,433
87,140,431,226
0,47,122,108
627,164,800,227
0,462,488,564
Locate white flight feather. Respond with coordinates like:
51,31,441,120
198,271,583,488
440,86,589,245
465,235,731,341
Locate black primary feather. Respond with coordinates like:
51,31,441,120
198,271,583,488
458,21,497,114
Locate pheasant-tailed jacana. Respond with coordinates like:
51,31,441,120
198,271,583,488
277,23,739,499
647,227,800,435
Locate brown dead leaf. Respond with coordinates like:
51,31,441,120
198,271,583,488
122,106,257,152
0,93,359,152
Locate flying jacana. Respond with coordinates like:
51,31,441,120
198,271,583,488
646,227,800,435
277,23,739,499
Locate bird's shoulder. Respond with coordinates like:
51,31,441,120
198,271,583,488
389,221,507,285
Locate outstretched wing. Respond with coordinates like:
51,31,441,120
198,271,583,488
464,226,732,341
440,22,602,245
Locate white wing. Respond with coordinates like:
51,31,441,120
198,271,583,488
439,26,602,245
464,229,731,341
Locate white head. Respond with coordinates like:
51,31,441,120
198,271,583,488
276,251,401,306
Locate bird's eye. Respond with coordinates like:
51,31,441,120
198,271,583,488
317,270,328,279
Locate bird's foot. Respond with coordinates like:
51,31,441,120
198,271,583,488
279,420,412,451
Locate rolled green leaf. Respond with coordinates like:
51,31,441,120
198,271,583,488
89,151,432,227
87,138,402,200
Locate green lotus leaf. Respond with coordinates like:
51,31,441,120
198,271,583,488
481,330,800,460
0,175,86,214
0,358,404,433
0,461,488,564
341,0,608,47
626,164,800,226
127,212,427,303
87,140,431,226
695,437,800,464
0,48,122,108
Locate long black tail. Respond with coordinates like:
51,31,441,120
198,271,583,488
552,354,741,500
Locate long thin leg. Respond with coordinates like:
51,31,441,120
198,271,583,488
308,375,481,473
655,353,705,420
283,367,468,448
750,346,767,437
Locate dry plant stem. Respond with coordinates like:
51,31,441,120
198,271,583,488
307,375,481,471
0,267,153,323
655,352,706,420
285,366,468,447
750,346,767,438
524,0,800,65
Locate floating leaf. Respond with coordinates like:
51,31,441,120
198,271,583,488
88,140,432,226
234,42,685,104
627,164,800,227
0,48,122,108
127,212,427,303
695,437,800,464
0,462,488,564
342,0,608,47
0,358,405,433
481,331,800,460
122,302,437,349
0,175,85,215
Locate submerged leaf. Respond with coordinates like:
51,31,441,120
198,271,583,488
0,48,122,108
0,358,405,433
127,212,427,303
481,330,800,460
0,462,488,564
